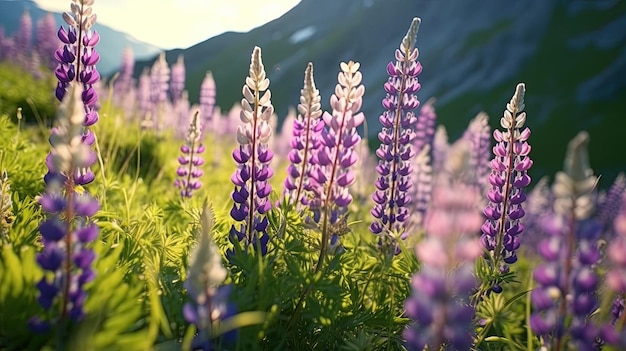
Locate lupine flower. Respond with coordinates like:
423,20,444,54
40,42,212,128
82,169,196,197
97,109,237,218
51,0,100,186
530,131,602,350
16,10,33,66
404,140,483,351
370,17,421,255
31,85,100,331
600,296,626,348
283,62,323,209
228,46,274,257
170,55,185,105
199,71,216,135
607,193,626,292
462,112,492,192
597,173,626,232
480,83,532,276
412,97,436,158
431,125,449,175
175,112,204,198
112,46,135,114
309,60,365,266
147,53,171,134
406,144,432,232
36,13,59,69
0,170,13,244
184,204,235,350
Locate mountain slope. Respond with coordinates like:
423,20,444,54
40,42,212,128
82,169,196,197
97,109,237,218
0,0,161,74
113,0,626,183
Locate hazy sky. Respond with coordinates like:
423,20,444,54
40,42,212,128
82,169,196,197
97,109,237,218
34,0,302,49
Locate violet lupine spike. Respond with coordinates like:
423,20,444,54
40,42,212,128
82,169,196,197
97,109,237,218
607,193,626,293
30,85,100,332
199,71,216,135
175,111,204,198
36,13,59,69
370,17,421,255
462,112,492,190
16,10,33,66
413,98,436,158
228,46,274,257
404,141,483,351
170,55,185,105
49,0,100,186
406,144,432,233
431,125,449,175
309,60,365,268
283,62,323,209
530,131,602,350
597,173,626,232
147,53,170,133
184,204,236,350
113,46,134,108
480,83,532,275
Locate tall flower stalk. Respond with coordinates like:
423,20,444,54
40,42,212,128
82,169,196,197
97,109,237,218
480,83,532,291
283,62,323,209
184,203,234,350
370,17,421,255
51,0,100,186
530,131,601,350
32,85,100,330
175,111,204,198
404,141,483,350
310,60,364,270
229,46,274,257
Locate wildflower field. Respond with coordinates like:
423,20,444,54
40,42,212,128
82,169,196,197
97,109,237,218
0,1,625,350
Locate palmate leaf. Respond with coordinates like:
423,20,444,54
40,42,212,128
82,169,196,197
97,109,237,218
70,240,151,351
475,290,529,351
0,245,47,350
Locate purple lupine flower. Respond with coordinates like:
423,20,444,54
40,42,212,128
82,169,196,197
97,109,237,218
530,131,602,350
199,71,216,135
599,297,626,348
404,140,483,351
283,62,323,209
170,55,185,105
137,68,152,126
607,192,626,292
598,173,626,233
431,125,449,175
31,85,100,331
36,13,59,69
309,60,365,266
184,204,236,350
462,112,492,191
370,17,421,255
48,0,100,186
15,10,33,66
413,98,436,157
407,99,437,227
147,53,170,133
112,46,135,111
480,83,532,274
406,144,432,232
175,112,204,198
228,46,274,257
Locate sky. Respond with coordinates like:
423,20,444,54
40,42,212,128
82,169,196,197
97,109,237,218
34,0,302,49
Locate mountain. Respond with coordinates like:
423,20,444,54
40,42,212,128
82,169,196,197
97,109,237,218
0,0,160,74
126,0,626,184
